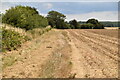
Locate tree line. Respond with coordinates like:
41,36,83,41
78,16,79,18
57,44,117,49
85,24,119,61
2,5,105,30
100,22,120,27
47,11,104,29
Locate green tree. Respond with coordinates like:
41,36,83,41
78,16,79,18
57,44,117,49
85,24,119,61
86,18,104,29
80,23,94,29
86,19,99,25
47,11,67,29
69,19,79,29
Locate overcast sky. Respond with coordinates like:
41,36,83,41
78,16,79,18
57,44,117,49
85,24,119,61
0,0,119,21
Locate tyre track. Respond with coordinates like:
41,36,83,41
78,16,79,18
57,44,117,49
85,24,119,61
73,30,118,62
83,30,118,45
72,30,118,65
79,32,118,61
66,30,90,78
77,30,118,52
67,29,118,78
67,30,108,78
39,32,72,78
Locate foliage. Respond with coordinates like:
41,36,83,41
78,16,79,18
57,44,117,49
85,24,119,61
56,21,70,29
2,28,28,51
93,23,104,29
2,6,48,30
47,11,68,29
86,18,104,29
69,19,80,29
86,19,99,25
80,23,95,29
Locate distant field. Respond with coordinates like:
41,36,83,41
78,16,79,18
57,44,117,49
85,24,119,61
104,27,119,29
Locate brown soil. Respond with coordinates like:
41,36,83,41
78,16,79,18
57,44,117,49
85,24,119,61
2,29,118,78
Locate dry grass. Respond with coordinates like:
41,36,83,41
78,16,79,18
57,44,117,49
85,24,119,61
2,24,27,36
1,24,52,39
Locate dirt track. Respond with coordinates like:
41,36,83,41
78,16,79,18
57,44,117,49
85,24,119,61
2,29,118,78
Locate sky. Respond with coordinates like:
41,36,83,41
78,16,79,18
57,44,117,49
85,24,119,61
0,0,119,21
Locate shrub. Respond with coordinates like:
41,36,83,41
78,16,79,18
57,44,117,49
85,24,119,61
2,6,48,30
2,28,28,51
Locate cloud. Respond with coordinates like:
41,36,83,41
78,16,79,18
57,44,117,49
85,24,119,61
1,0,120,2
66,11,118,21
0,3,11,13
40,13,47,17
43,3,53,9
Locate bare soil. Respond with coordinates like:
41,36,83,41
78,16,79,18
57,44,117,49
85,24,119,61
2,29,119,78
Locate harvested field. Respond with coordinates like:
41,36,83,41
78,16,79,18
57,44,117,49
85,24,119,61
2,29,119,78
86,29,118,38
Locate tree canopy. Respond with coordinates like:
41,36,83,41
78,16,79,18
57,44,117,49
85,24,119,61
47,11,69,29
86,18,104,29
86,19,99,25
69,19,80,29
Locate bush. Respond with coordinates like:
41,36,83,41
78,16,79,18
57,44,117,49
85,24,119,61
2,28,28,51
2,6,48,30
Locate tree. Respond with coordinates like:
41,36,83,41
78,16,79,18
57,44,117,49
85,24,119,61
86,19,99,25
80,23,94,29
69,19,79,29
2,6,48,30
86,18,104,29
93,23,104,29
47,11,67,29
